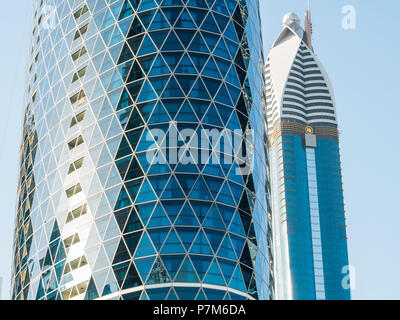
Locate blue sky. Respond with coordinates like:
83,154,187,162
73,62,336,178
0,0,398,299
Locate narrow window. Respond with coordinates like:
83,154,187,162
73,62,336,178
72,66,88,83
65,183,83,198
73,23,89,40
70,90,86,105
67,135,84,150
72,46,87,61
70,110,86,128
62,281,88,300
68,157,84,174
32,91,37,103
73,5,89,20
64,233,80,249
64,256,88,275
66,204,88,223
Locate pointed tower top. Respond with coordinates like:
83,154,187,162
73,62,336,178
304,0,313,51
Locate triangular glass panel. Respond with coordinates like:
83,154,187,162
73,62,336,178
225,64,241,87
147,202,171,227
176,101,199,122
203,228,224,253
217,258,237,284
175,257,199,283
161,200,185,223
136,128,156,152
137,80,157,102
202,57,222,79
135,178,157,204
188,32,208,53
113,240,131,264
122,262,142,289
126,108,144,131
196,289,207,300
161,7,182,26
146,287,170,300
162,76,184,98
217,235,237,260
161,254,185,280
148,227,169,251
137,35,157,56
161,175,185,199
224,20,239,43
162,31,183,51
229,233,245,259
162,98,183,119
175,202,199,226
214,39,230,59
228,211,246,237
175,28,196,47
188,52,208,73
201,13,219,33
189,177,212,200
229,265,246,292
135,256,156,283
216,182,234,205
175,54,197,74
215,84,232,106
203,205,225,230
203,260,225,286
115,186,132,210
146,257,171,284
189,230,213,255
136,202,156,227
202,102,223,125
190,254,212,281
124,231,143,256
149,10,170,31
189,78,209,99
138,0,157,11
175,287,199,300
149,54,170,76
134,232,156,258
175,75,197,96
166,289,179,300
187,7,207,27
175,227,199,250
161,229,186,254
201,31,219,52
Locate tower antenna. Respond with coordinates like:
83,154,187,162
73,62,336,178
304,0,313,51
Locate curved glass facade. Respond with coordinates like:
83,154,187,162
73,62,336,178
12,0,271,300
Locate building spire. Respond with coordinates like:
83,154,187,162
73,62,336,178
304,0,313,51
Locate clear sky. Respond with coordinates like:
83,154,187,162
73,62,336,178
0,0,398,300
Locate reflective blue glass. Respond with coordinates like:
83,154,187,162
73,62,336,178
12,0,271,300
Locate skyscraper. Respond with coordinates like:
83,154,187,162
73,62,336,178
265,10,350,300
12,0,272,300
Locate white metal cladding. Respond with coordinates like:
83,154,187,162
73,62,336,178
264,16,338,136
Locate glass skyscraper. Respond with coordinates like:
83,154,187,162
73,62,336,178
265,11,350,300
12,0,272,300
